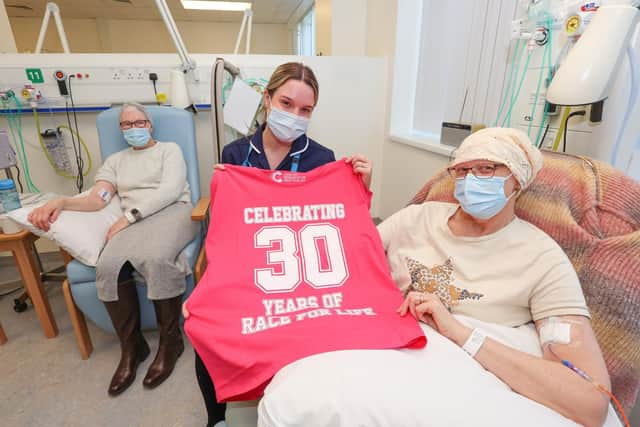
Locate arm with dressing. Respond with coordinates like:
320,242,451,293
28,181,116,232
399,274,612,427
379,211,613,427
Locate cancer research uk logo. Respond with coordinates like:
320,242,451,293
272,171,306,184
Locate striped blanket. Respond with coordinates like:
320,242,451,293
409,150,640,412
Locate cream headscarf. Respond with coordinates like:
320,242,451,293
450,127,544,189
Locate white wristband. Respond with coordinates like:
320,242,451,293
124,210,136,224
462,328,486,358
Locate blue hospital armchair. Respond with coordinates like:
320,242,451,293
62,106,209,359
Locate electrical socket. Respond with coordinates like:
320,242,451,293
112,69,124,81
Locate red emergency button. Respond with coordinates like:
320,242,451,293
55,71,64,79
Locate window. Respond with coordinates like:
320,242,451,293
390,0,518,154
296,7,315,56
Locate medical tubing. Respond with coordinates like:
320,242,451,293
67,76,85,192
610,46,638,165
548,345,630,427
2,95,39,192
528,41,548,137
535,106,549,147
595,384,630,427
538,123,551,148
529,18,553,138
2,102,24,184
625,141,639,172
552,107,571,151
12,165,24,193
64,98,83,193
507,41,526,122
534,35,554,147
59,125,91,177
32,108,61,173
504,46,526,127
33,109,92,179
563,111,586,153
494,40,523,127
503,50,532,127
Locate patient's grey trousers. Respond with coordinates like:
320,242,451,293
96,202,199,302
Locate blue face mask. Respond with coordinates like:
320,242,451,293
454,174,514,219
267,107,309,143
123,128,151,147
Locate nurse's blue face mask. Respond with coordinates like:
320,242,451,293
266,96,310,143
453,170,516,220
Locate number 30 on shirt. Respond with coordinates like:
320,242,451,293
253,224,349,293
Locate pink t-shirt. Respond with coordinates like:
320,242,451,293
185,161,426,402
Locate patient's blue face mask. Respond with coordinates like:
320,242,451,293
267,106,309,143
454,174,514,219
123,127,151,148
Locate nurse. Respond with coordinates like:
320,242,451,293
188,62,372,427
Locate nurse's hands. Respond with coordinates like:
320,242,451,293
398,291,471,347
214,164,226,171
345,155,372,189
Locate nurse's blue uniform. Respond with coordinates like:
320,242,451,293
221,123,335,172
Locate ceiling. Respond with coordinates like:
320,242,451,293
4,0,307,24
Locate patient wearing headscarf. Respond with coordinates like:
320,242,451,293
378,127,612,427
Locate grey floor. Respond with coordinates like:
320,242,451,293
0,253,205,427
1,253,639,427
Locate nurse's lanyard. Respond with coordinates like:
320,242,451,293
241,138,304,172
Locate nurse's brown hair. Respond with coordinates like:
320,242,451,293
265,62,320,106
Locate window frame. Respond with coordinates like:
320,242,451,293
389,0,517,156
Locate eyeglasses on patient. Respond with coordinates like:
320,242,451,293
119,119,149,130
447,163,507,179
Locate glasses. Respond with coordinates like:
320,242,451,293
447,163,506,179
119,119,149,130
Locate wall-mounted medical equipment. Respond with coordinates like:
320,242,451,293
1,91,39,193
170,69,194,111
53,70,69,96
154,0,200,112
547,2,640,176
0,82,92,193
234,9,254,55
211,58,240,163
546,3,638,112
0,129,17,170
495,2,555,148
39,127,72,174
35,2,70,54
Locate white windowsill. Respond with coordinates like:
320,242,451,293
389,131,455,157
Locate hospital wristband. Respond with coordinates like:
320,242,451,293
462,328,487,358
124,210,137,224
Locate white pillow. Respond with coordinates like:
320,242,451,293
257,317,623,427
7,192,122,266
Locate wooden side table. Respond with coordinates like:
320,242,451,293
0,230,58,338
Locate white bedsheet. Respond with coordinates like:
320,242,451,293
257,316,622,427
